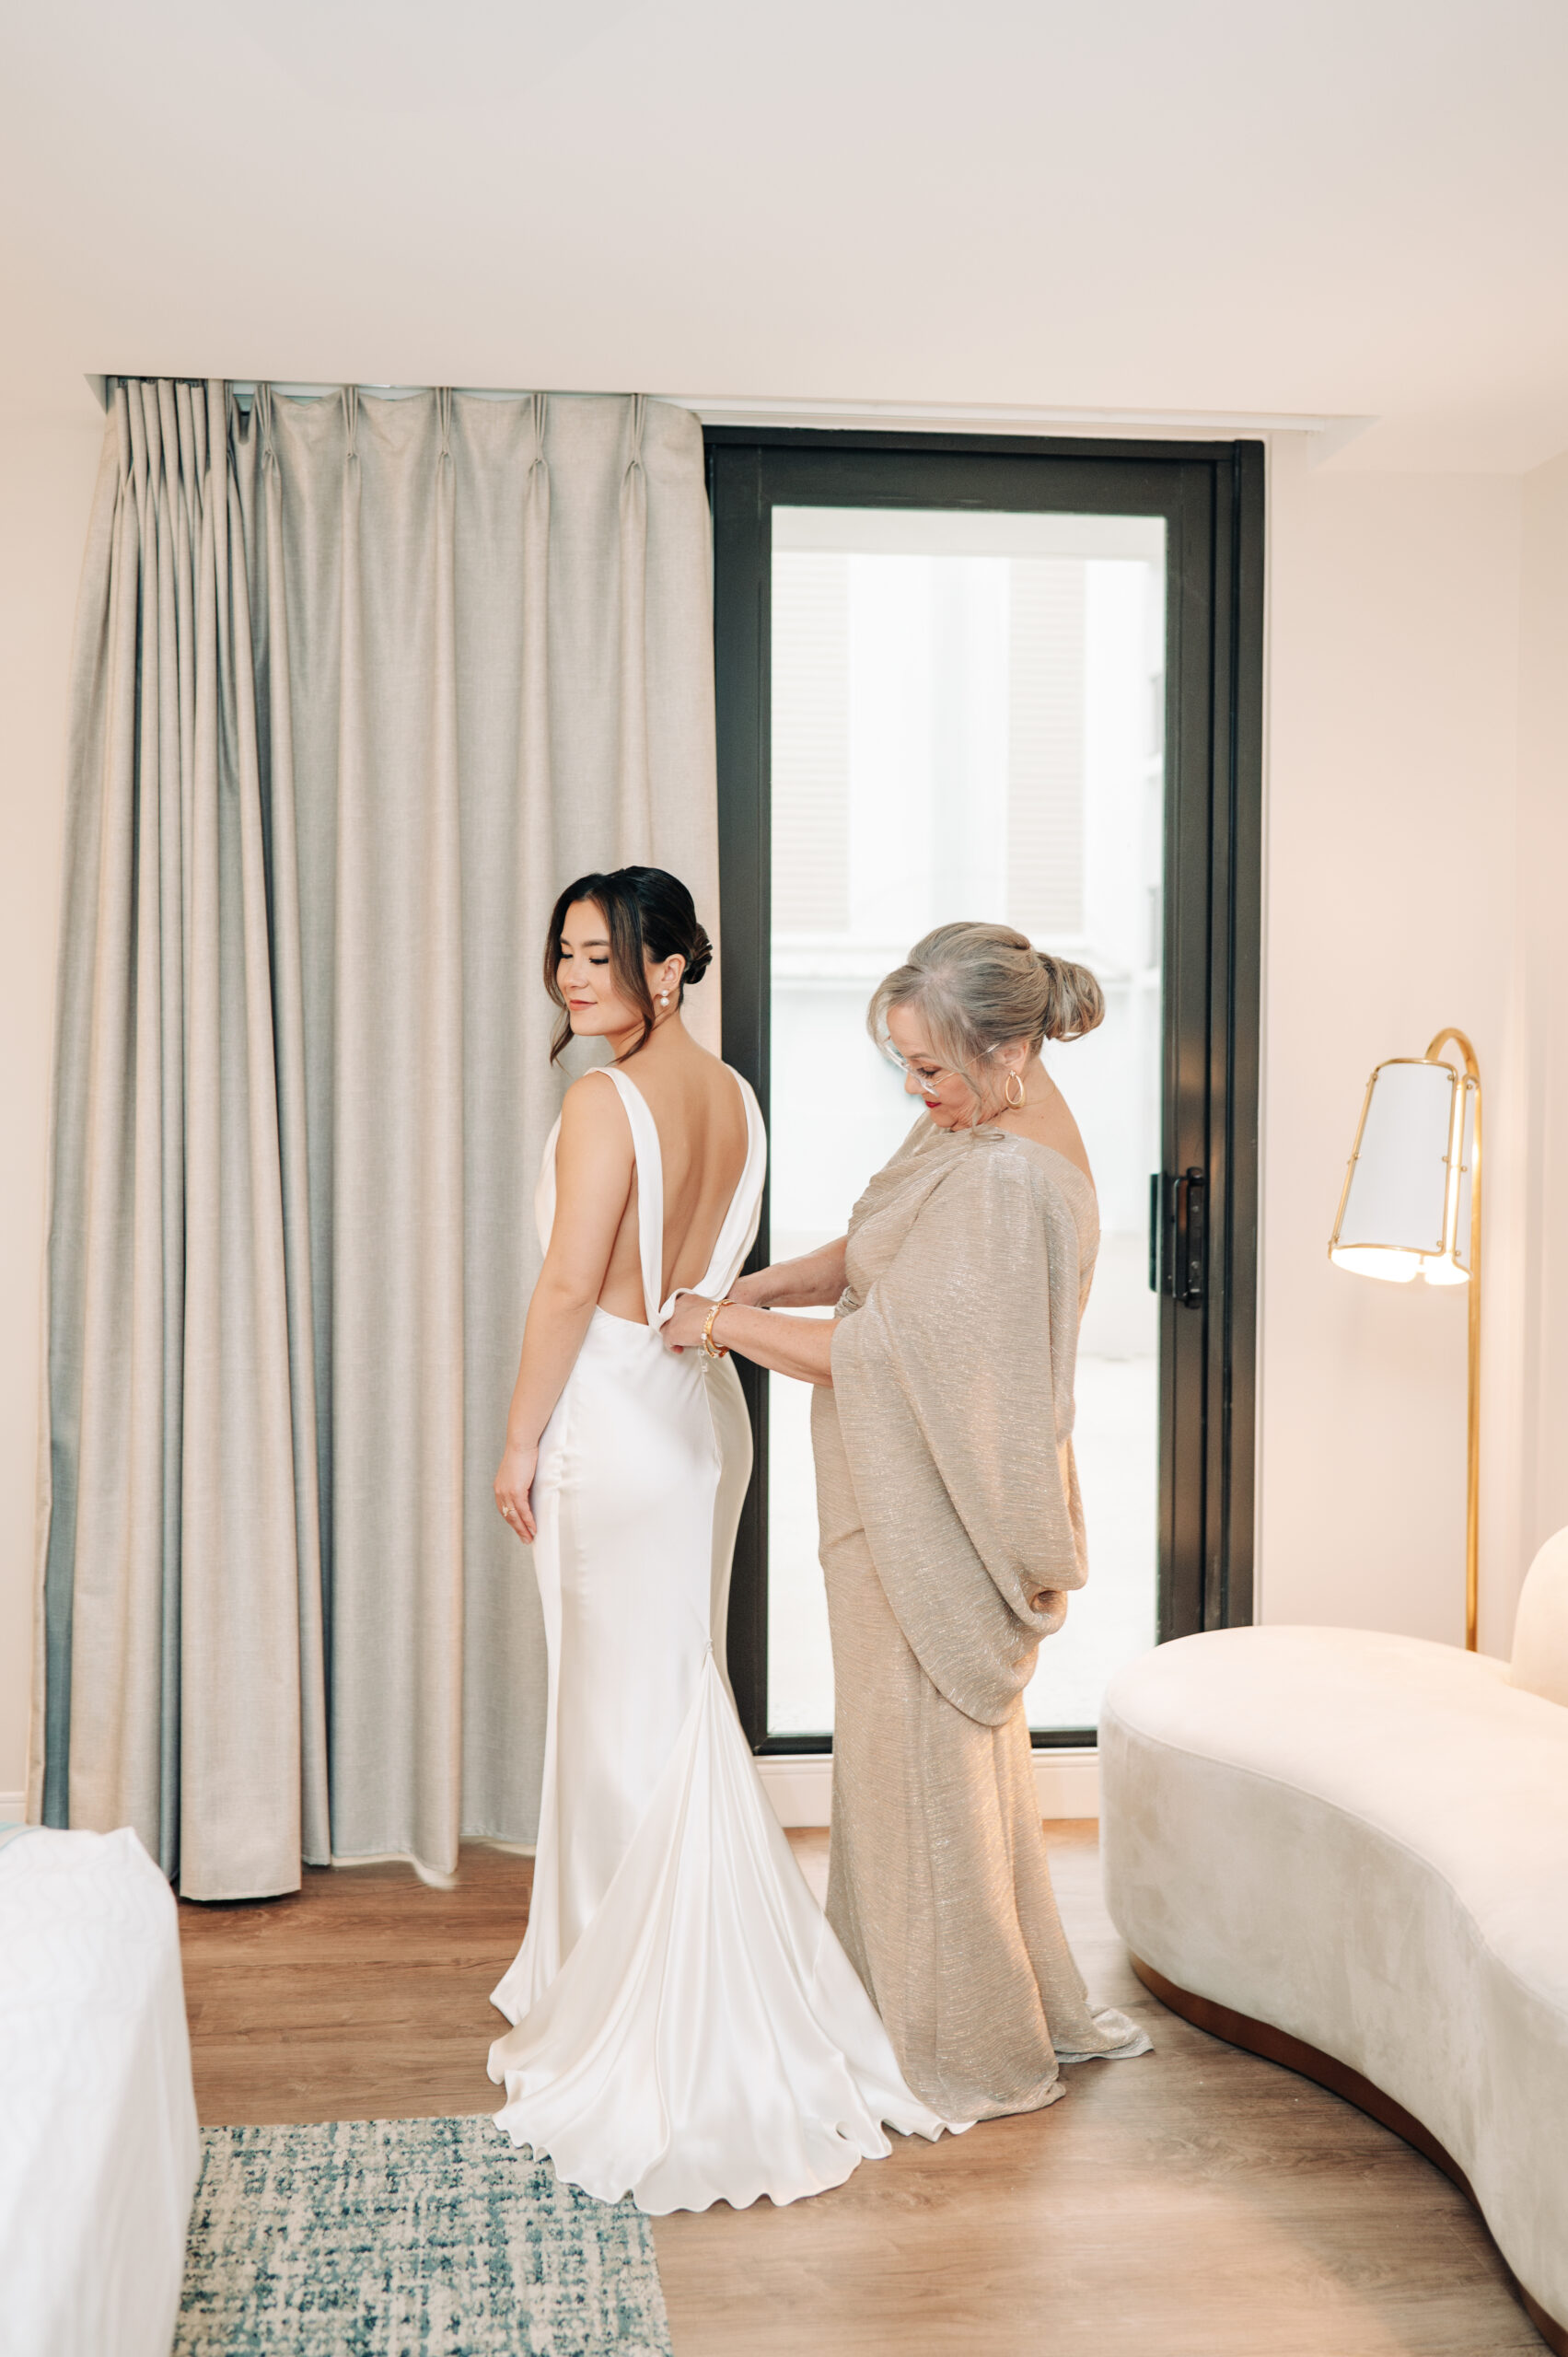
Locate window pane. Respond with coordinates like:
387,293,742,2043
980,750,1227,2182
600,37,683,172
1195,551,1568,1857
767,505,1165,1740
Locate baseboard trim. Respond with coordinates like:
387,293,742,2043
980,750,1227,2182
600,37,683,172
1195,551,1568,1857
755,1750,1099,1829
0,1792,25,1824
1032,1748,1100,1819
1130,1955,1566,2357
753,1756,833,1829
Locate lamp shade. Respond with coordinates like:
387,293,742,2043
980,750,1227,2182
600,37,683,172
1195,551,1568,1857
1330,1056,1476,1286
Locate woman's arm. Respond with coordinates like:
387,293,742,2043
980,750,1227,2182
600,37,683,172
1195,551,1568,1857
494,1079,634,1540
665,1234,848,1382
662,1294,835,1387
730,1236,847,1310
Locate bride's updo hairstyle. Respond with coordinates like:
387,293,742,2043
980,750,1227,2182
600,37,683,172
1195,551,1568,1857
868,921,1104,1118
544,865,714,1064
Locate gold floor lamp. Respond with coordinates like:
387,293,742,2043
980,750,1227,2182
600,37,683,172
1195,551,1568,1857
1328,1028,1481,1651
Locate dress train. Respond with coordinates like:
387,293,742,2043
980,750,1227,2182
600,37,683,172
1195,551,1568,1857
487,1064,957,2211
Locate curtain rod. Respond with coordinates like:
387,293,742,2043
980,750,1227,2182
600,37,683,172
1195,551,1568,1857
87,376,1372,449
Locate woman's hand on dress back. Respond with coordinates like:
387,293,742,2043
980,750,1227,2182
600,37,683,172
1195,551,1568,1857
661,1293,717,1353
494,1443,539,1544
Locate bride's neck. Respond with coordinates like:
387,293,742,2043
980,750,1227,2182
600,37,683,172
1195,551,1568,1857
610,1005,686,1064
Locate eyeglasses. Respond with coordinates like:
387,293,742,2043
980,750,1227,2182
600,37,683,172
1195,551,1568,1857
884,1050,953,1088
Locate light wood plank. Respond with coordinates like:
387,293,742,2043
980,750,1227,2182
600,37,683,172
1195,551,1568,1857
178,1843,526,2125
176,1824,1542,2356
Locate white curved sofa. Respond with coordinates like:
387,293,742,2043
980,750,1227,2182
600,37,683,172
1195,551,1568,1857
1101,1531,1568,2353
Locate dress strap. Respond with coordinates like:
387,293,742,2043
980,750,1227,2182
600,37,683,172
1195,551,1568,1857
690,1071,767,1308
534,1114,563,1256
587,1067,664,1329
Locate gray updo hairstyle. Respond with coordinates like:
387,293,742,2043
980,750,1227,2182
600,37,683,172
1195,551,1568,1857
868,921,1105,1114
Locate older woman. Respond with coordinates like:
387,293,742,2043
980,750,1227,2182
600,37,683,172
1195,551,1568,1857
663,922,1149,2122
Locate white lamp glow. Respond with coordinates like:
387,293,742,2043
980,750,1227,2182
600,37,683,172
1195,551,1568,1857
1328,1029,1482,1648
1330,1055,1475,1287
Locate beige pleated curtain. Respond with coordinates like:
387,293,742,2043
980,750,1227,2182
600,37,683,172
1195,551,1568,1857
31,380,720,1899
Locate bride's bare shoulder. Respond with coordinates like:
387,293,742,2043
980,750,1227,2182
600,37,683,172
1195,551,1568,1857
558,1069,634,1150
677,1036,735,1085
696,1045,750,1124
631,1034,738,1109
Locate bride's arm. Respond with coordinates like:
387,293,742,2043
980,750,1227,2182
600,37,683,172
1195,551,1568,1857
730,1236,847,1310
494,1080,633,1541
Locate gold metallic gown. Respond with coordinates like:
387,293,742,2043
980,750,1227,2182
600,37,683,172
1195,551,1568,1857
812,1118,1150,2122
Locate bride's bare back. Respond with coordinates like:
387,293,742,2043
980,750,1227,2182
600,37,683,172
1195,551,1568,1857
594,1032,749,1323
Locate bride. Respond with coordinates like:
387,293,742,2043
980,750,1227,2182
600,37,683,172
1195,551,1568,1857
489,865,952,2213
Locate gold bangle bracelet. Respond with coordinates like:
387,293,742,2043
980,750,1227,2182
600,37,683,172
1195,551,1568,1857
701,1299,731,1360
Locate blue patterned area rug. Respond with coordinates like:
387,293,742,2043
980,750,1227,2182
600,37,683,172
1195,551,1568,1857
176,2116,673,2356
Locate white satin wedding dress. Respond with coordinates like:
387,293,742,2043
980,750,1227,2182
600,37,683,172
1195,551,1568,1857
488,1063,952,2212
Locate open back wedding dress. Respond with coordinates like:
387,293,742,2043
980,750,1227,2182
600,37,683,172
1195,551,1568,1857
488,1064,951,2212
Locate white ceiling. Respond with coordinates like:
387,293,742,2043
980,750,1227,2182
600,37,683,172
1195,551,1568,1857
3,0,1566,470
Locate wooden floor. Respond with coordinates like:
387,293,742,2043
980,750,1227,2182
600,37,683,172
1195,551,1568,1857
179,1826,1543,2357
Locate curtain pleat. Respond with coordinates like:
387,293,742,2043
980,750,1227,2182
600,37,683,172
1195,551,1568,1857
33,383,720,1898
253,387,332,1872
180,381,308,1899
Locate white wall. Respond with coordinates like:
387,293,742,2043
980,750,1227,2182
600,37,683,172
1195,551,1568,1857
1,410,1565,1790
0,412,104,1794
1516,450,1568,1572
1260,437,1527,1653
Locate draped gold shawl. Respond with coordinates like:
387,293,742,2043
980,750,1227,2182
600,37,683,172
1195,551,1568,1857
828,1116,1095,1727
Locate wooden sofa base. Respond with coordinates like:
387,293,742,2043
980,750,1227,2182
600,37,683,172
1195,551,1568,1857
1130,1955,1566,2357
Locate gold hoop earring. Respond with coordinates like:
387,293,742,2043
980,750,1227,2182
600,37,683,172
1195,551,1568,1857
1004,1070,1026,1109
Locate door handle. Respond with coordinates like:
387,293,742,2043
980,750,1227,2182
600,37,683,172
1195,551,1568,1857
1153,1167,1207,1306
1174,1167,1207,1307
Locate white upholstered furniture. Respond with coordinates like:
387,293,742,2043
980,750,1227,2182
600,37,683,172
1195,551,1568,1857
1101,1530,1568,2353
0,1826,200,2357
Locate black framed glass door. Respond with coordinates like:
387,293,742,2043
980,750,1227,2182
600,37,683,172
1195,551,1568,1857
709,430,1262,1756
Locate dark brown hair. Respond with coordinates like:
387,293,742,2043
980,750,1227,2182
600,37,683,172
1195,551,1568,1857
544,866,714,1065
